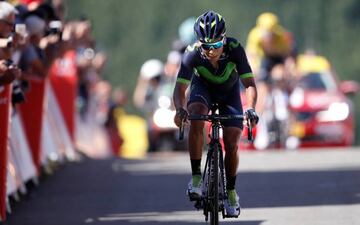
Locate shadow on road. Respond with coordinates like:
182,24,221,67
238,168,360,208
4,157,360,225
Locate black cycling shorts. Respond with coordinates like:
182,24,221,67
187,76,243,129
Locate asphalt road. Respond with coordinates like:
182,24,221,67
4,148,360,225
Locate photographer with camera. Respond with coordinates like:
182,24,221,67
0,1,21,86
19,12,61,78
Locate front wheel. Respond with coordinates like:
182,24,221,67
209,144,219,225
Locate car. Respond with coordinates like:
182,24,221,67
287,54,358,148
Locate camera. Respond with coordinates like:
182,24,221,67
4,59,26,104
12,79,26,104
48,20,62,35
3,59,13,68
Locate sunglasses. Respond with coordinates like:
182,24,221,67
201,39,224,50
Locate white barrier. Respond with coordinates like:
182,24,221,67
45,83,77,161
41,83,63,166
4,83,78,217
9,112,37,191
6,147,22,198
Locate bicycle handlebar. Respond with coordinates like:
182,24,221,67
179,114,254,142
187,114,244,121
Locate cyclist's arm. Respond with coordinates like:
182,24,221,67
173,63,191,127
173,81,189,110
173,46,197,110
229,38,258,109
173,62,192,110
241,77,257,109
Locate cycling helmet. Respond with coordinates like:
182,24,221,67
256,12,278,30
194,10,226,43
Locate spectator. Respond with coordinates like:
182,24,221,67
133,58,164,113
0,1,21,86
105,87,127,156
173,17,196,53
133,58,164,151
18,15,47,78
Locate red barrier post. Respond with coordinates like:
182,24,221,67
49,50,78,141
0,85,11,221
18,79,46,174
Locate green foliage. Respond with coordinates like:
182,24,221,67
65,0,360,143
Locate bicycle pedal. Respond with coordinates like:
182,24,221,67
194,200,203,209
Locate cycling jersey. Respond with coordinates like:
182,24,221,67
176,37,254,128
176,37,254,91
246,25,293,83
246,25,292,61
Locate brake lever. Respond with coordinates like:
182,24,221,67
179,119,185,140
247,118,253,142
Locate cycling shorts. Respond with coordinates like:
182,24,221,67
187,76,243,129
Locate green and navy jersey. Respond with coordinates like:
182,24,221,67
176,37,254,91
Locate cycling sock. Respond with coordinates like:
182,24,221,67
226,176,237,190
192,174,202,187
191,159,201,175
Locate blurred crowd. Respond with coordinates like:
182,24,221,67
0,0,119,155
132,18,196,152
1,0,356,156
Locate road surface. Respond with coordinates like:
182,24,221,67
4,148,360,225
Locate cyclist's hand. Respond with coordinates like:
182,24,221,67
174,107,188,127
244,108,259,127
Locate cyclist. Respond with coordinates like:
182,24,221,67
246,12,294,149
173,10,258,217
246,12,294,80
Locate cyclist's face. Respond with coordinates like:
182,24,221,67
202,46,223,61
200,38,225,61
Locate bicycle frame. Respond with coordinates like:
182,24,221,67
179,105,253,225
202,119,226,224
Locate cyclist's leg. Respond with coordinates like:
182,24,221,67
188,102,208,160
218,81,242,216
186,77,210,198
187,76,211,164
223,127,241,185
219,84,243,189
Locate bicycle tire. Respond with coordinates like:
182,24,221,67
209,144,219,225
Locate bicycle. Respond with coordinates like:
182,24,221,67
179,104,253,225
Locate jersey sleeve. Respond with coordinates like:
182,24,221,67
176,44,198,85
228,38,254,79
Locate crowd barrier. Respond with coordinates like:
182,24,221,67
18,79,46,175
0,53,113,221
0,49,157,221
0,85,11,221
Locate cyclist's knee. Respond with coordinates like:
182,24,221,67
190,121,205,134
224,141,238,153
223,127,241,152
188,102,208,115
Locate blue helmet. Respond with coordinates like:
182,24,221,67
194,11,226,43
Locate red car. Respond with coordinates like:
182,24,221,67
288,55,358,148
